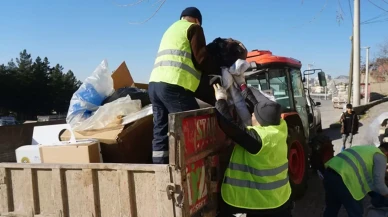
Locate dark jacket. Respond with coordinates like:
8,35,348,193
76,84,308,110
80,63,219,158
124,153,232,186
340,111,359,134
215,88,262,155
187,25,221,75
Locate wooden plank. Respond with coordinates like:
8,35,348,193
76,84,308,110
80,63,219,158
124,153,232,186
0,168,9,213
82,169,98,217
118,170,135,217
0,163,168,172
23,169,37,215
155,168,177,217
51,169,65,217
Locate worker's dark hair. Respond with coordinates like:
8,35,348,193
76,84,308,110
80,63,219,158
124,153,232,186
346,103,353,109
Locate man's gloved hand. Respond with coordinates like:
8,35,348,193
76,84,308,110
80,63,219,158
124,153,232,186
233,74,246,86
213,83,228,100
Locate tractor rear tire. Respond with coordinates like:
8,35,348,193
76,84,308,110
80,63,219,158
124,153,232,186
287,129,309,200
310,134,334,173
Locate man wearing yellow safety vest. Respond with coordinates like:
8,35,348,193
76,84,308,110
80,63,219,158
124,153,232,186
148,7,221,164
213,82,293,217
323,145,388,217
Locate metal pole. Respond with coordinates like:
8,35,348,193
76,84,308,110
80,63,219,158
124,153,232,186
307,64,310,91
352,0,361,106
364,47,370,104
348,36,354,104
325,86,327,100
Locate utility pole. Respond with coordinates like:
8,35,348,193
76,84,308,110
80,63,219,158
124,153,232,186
363,46,370,104
352,0,361,106
348,36,354,104
307,63,314,91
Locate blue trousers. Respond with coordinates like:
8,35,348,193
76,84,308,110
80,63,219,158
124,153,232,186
323,168,364,217
148,82,199,164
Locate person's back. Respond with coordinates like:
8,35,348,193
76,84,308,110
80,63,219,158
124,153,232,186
323,145,388,217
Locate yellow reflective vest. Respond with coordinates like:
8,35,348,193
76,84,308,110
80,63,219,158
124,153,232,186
149,20,201,92
325,146,385,200
221,119,291,209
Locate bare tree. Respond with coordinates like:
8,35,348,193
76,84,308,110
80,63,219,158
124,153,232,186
370,39,388,82
112,0,167,24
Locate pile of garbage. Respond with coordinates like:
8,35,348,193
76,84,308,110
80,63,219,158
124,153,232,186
66,60,151,132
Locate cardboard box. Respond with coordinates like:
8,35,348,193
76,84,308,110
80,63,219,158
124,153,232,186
112,61,135,90
40,140,101,163
60,115,153,163
59,61,153,164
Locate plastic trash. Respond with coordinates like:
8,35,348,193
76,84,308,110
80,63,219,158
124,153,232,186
102,87,151,107
221,59,252,126
365,112,388,147
73,95,142,131
66,60,114,129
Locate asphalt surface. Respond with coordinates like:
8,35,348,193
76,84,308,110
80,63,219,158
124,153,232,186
238,100,388,217
293,100,388,217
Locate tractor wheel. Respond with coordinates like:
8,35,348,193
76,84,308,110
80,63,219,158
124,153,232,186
310,134,334,173
287,129,309,200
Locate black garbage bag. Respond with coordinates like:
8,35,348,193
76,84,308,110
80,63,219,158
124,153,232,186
102,87,151,107
206,37,248,68
195,38,248,106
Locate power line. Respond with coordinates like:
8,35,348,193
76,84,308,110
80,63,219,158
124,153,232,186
290,0,329,29
362,12,388,24
368,0,388,12
362,17,388,24
348,0,354,25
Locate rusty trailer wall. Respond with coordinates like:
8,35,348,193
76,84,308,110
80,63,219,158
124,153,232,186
0,163,179,217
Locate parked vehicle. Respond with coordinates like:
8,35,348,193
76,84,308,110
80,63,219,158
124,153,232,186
0,116,18,126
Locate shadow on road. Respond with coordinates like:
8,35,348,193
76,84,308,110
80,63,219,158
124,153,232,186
322,127,342,140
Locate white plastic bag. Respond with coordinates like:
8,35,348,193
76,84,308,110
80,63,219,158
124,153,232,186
221,59,252,126
366,112,388,147
66,59,114,129
73,96,142,131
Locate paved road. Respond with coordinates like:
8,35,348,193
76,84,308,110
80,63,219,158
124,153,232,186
293,100,388,217
238,100,387,217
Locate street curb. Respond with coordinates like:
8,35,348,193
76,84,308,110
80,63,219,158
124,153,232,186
353,97,388,115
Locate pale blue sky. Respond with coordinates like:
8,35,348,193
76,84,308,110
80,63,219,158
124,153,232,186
1,0,387,82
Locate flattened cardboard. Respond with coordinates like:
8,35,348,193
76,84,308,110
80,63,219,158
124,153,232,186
111,61,134,90
40,141,101,163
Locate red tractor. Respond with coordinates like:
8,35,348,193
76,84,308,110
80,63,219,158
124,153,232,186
244,50,334,199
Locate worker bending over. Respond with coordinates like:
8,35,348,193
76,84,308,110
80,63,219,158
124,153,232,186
323,145,388,217
213,82,293,217
148,7,221,164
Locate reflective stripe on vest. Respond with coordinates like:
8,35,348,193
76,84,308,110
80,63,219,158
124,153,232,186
221,119,291,210
149,20,201,92
325,146,384,200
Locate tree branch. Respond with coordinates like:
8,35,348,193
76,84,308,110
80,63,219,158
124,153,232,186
112,0,147,7
127,0,166,24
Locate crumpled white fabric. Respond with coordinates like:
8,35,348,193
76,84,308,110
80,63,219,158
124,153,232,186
365,112,388,147
221,59,252,126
